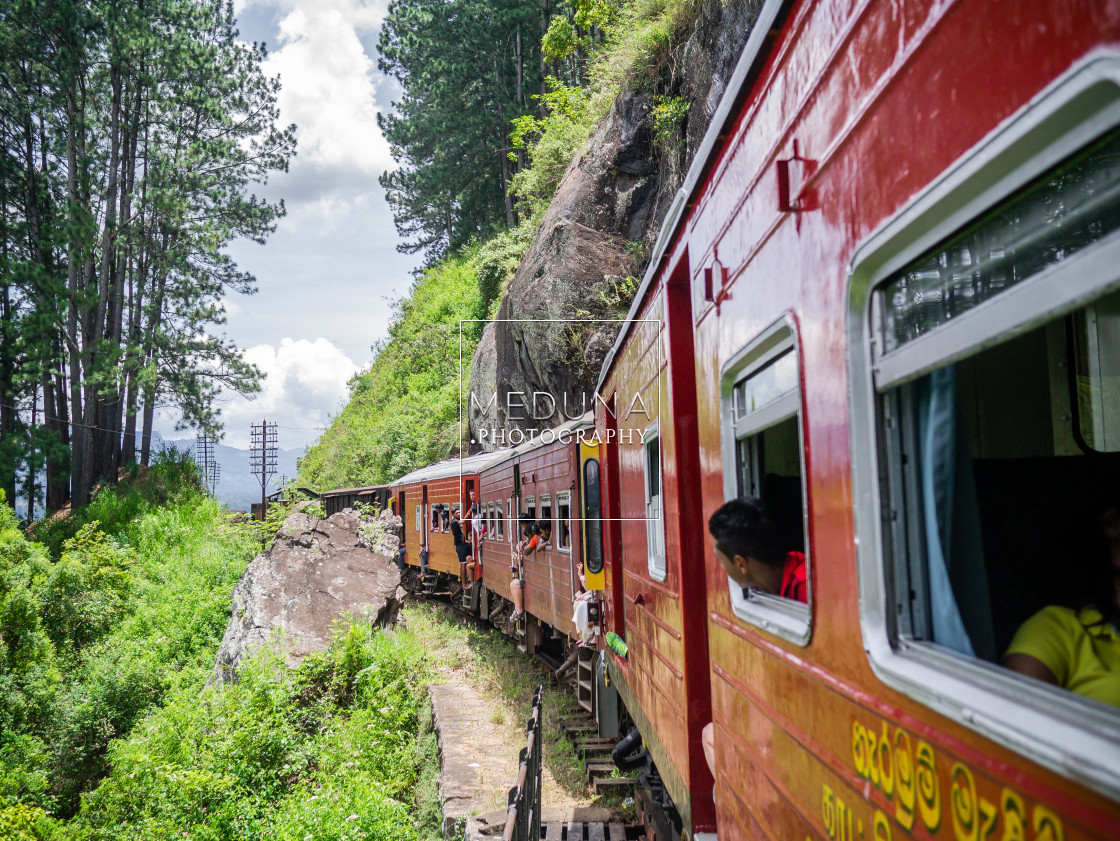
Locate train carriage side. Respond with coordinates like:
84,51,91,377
673,0,1120,839
390,452,505,578
478,453,518,607
513,419,591,635
596,266,716,836
478,416,601,638
594,0,1120,839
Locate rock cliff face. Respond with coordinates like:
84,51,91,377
210,507,405,682
469,0,763,445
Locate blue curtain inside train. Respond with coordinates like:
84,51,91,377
916,366,997,662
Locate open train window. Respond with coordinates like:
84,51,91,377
540,494,552,544
524,496,536,521
643,422,666,582
430,503,440,532
557,491,571,551
720,319,810,645
496,501,505,538
441,505,451,532
849,61,1120,796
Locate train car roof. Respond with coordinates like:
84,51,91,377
479,412,595,473
390,414,596,488
389,450,511,488
318,484,389,496
595,0,791,394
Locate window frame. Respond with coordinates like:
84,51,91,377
524,496,536,522
720,317,811,645
847,55,1120,799
556,491,572,552
496,500,505,539
642,420,667,582
539,493,552,530
415,503,421,532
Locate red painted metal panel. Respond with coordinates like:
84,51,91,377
599,0,1120,838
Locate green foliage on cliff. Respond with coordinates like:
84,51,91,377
297,248,501,491
510,0,697,216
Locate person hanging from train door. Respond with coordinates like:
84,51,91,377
470,503,486,581
451,508,470,585
510,515,536,621
701,496,807,777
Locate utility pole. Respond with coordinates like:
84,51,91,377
195,434,219,494
250,419,278,521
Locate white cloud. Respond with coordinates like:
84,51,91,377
261,2,394,179
208,337,359,449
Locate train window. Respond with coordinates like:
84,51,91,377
441,505,450,532
415,504,421,532
849,70,1120,792
430,503,440,532
496,501,505,538
642,422,666,582
540,494,552,527
525,496,536,521
557,492,572,551
720,320,809,644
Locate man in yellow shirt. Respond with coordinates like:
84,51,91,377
1003,506,1120,710
1004,606,1120,709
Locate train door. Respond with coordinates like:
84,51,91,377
421,485,429,559
580,441,605,590
603,396,625,638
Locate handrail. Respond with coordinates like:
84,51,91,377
503,685,544,841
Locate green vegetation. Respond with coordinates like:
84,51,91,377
0,0,293,512
0,458,260,826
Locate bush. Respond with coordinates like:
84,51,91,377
73,620,430,841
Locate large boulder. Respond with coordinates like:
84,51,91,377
468,0,763,446
211,508,406,682
468,93,649,445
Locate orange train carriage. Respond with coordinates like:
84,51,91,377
390,452,506,581
388,421,607,651
594,0,1120,839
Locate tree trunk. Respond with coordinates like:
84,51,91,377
67,86,88,507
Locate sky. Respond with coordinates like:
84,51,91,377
156,0,419,450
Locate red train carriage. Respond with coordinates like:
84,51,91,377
476,415,603,647
595,1,1120,840
390,452,506,584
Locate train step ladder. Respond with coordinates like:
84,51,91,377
576,646,595,713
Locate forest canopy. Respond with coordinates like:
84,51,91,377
0,0,295,512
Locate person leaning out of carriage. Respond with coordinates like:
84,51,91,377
702,496,807,777
451,508,471,584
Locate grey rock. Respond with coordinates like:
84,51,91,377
469,0,761,447
210,508,406,682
